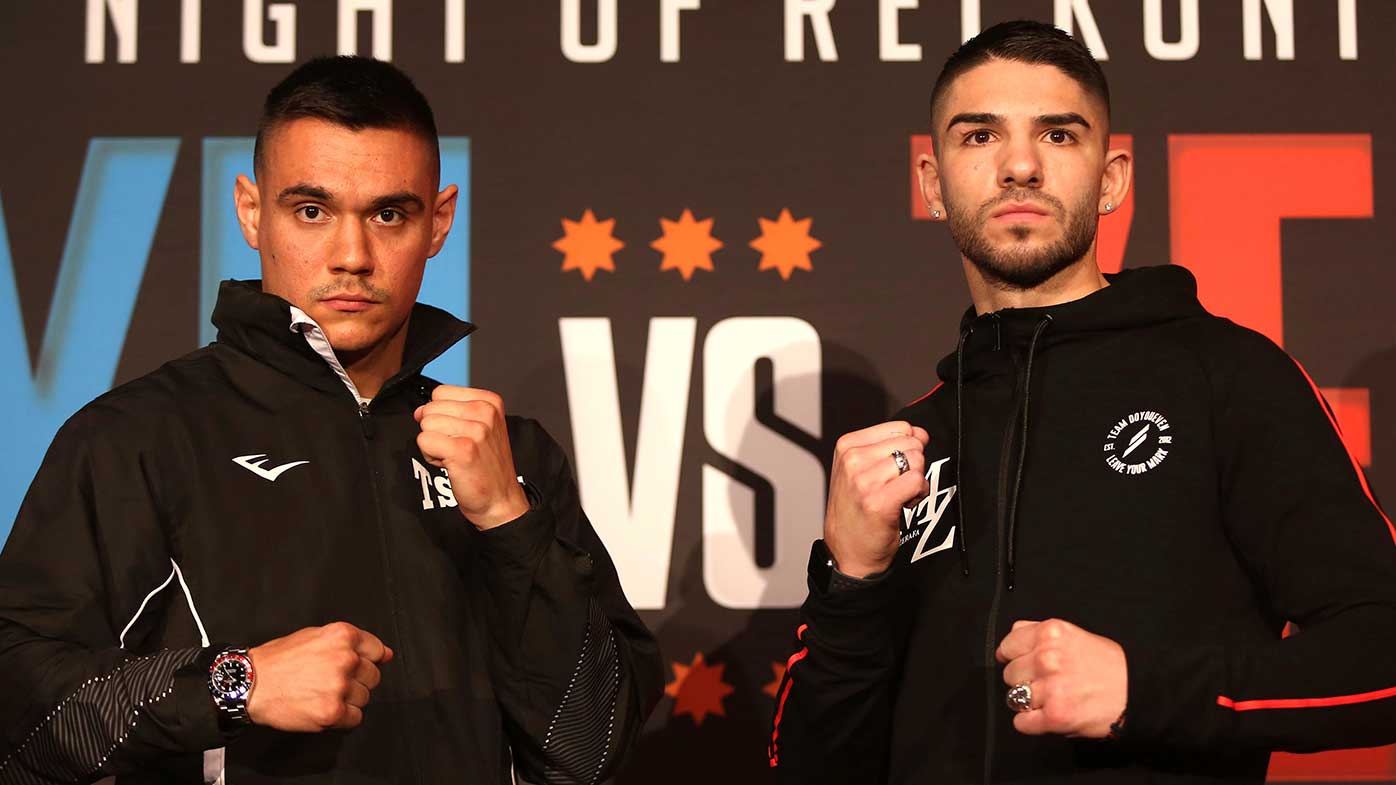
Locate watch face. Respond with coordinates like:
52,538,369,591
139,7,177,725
210,653,253,701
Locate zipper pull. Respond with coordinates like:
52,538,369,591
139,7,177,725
358,401,375,439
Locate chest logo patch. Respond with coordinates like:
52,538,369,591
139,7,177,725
232,453,309,482
411,458,458,510
1103,411,1174,475
901,457,957,563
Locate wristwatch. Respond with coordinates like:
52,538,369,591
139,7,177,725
207,647,256,729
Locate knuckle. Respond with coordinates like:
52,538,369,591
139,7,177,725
857,496,883,519
1040,619,1066,639
316,699,345,726
1037,647,1062,673
323,622,354,641
337,650,361,672
852,473,873,495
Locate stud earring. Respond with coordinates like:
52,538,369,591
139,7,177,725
1104,202,1114,212
932,210,941,219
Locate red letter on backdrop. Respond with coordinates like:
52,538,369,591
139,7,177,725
1168,134,1373,346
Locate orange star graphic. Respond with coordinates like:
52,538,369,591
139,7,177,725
762,662,787,698
665,653,735,726
651,209,723,281
749,208,821,280
553,209,624,281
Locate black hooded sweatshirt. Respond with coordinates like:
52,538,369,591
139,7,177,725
0,280,663,784
769,265,1396,784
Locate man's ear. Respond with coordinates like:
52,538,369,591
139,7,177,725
1099,146,1133,216
917,147,946,220
234,174,261,250
427,184,460,258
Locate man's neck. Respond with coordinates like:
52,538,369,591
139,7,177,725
338,323,408,401
963,255,1108,315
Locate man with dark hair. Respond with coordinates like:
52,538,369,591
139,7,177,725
769,20,1396,784
0,56,661,785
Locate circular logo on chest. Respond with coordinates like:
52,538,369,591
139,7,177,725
1103,411,1174,475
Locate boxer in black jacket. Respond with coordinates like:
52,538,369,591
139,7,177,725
769,20,1396,785
0,56,661,784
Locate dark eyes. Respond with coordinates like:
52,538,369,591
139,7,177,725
294,206,406,225
962,129,1077,146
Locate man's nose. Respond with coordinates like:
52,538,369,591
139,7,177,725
998,136,1043,189
330,219,373,274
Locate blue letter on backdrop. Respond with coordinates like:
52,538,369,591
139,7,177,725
0,138,180,541
199,137,471,382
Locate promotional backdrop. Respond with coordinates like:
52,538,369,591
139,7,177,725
2,2,1393,782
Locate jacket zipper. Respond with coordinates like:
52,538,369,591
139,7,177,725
982,380,1023,784
353,399,425,784
358,400,375,438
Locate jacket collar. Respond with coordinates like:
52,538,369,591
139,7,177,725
936,264,1208,383
210,279,475,399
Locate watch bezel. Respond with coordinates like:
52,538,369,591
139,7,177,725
209,650,255,702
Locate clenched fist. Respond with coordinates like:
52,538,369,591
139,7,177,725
414,385,530,530
247,622,393,731
823,421,931,578
995,618,1128,738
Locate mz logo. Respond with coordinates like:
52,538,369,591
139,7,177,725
901,457,958,564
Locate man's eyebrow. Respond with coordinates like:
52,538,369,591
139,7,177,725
277,183,333,203
1037,112,1092,129
946,112,1002,131
367,191,427,213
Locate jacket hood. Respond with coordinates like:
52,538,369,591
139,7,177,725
936,265,1208,383
210,279,475,398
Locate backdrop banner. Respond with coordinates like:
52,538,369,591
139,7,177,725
2,2,1393,782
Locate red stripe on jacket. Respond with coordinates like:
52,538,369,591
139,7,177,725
1218,685,1396,712
768,624,809,767
905,381,945,408
1289,357,1395,543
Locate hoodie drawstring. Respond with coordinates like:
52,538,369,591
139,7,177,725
954,325,973,577
1005,314,1053,591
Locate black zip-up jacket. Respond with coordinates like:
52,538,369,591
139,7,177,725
0,280,663,785
769,265,1396,784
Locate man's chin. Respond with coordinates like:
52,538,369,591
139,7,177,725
970,252,1082,290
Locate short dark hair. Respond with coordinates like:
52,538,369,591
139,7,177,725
929,20,1110,132
253,55,439,175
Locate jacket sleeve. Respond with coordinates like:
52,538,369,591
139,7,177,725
474,418,663,785
767,541,906,785
0,411,226,784
1122,331,1396,752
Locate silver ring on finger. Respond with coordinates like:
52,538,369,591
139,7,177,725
1006,682,1034,714
891,449,911,475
